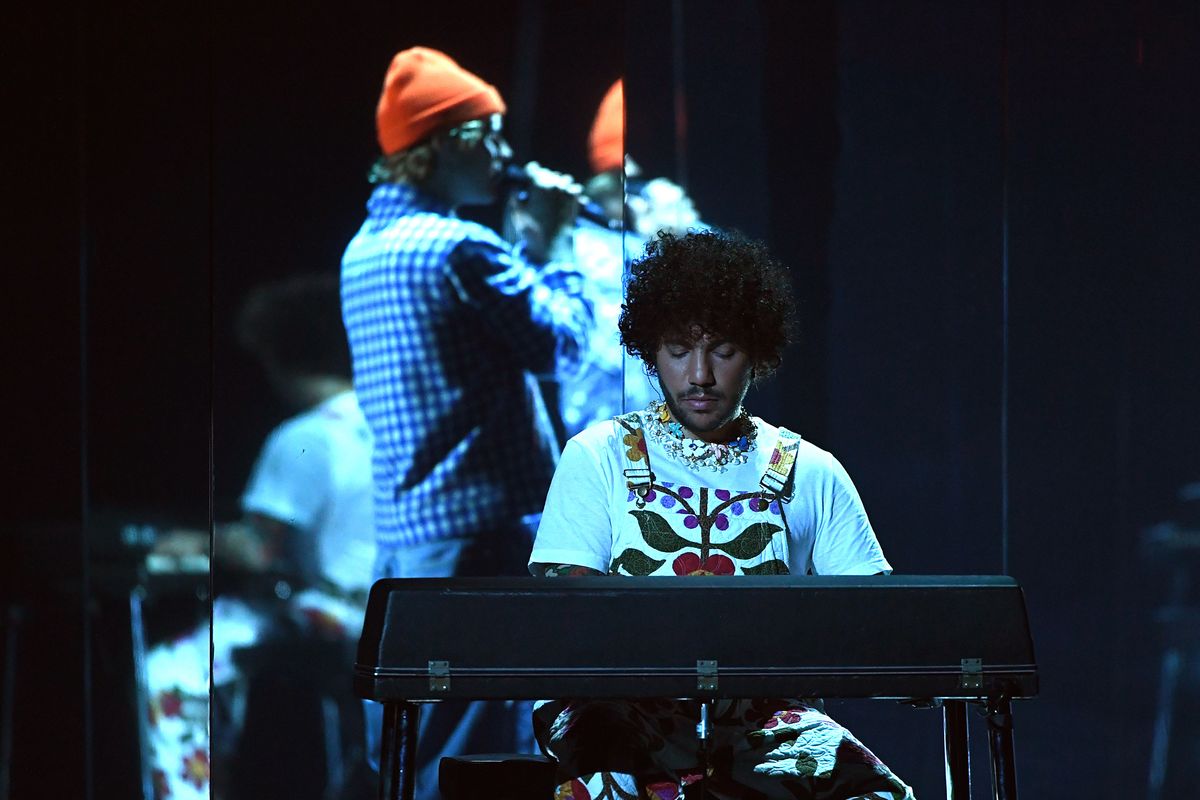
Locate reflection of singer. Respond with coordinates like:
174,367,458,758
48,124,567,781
340,46,593,800
558,79,707,439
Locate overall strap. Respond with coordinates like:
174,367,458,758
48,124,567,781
615,411,656,508
760,427,802,500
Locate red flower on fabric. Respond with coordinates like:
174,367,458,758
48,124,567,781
181,747,209,790
152,768,171,799
554,778,591,800
646,781,681,800
763,708,808,728
622,429,648,462
672,553,735,576
158,689,183,718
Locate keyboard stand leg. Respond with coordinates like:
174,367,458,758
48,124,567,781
942,700,970,800
379,701,420,800
985,697,1018,800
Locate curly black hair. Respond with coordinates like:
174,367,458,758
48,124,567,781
619,229,795,377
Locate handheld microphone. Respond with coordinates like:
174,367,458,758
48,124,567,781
499,163,618,230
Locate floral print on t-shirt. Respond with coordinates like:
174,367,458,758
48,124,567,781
609,481,790,577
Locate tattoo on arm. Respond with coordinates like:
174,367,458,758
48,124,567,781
539,564,604,577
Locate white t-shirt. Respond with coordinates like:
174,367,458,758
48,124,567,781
241,390,375,593
530,408,891,577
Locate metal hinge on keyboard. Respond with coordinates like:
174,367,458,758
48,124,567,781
959,658,983,691
428,660,450,692
697,659,718,692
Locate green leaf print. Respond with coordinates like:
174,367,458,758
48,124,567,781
711,522,783,559
629,510,694,553
609,548,666,576
743,559,790,575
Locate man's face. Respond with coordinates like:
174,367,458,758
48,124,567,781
434,113,512,206
654,327,754,443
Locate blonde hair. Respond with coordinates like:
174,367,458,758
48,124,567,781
367,140,436,184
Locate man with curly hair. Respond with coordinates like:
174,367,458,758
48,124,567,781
528,230,914,800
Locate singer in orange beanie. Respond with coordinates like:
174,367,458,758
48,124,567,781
587,79,624,176
342,46,592,800
558,78,705,442
376,46,506,156
366,47,512,207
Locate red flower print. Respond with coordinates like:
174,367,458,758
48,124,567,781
672,553,736,576
765,709,808,728
646,781,680,800
152,768,170,799
158,689,183,718
622,430,648,462
181,747,209,790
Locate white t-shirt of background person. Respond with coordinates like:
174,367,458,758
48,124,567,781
241,390,375,593
529,409,892,578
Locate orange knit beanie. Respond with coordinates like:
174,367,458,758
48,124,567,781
375,47,506,155
587,79,625,175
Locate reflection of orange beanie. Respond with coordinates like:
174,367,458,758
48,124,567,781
375,47,507,155
588,79,624,175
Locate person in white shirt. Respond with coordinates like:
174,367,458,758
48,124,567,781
146,275,374,800
529,230,914,800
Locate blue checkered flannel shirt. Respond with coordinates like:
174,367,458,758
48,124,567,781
341,183,592,552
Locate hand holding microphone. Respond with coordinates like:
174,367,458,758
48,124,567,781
501,161,586,262
501,162,620,255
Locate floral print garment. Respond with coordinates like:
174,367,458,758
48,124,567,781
541,699,914,800
613,481,792,577
144,590,364,799
610,413,792,578
536,412,914,799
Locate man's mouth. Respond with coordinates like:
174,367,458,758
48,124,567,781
681,395,720,410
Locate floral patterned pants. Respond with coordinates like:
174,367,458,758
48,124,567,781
536,699,915,800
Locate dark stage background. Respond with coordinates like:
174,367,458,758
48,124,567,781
6,1,1199,798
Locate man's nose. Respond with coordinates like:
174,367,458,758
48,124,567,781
688,353,715,386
